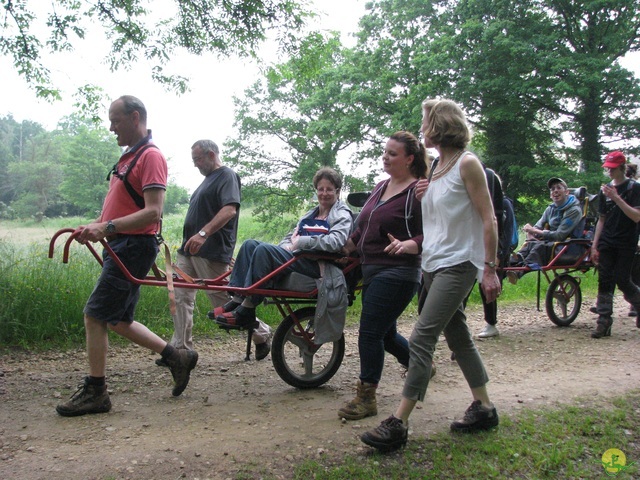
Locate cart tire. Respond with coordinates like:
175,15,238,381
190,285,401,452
271,307,345,389
545,275,582,326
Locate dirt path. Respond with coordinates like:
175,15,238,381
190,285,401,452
1,297,639,480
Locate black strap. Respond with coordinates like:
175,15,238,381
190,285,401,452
107,143,164,239
107,144,159,208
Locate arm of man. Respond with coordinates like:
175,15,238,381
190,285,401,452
184,204,238,255
77,188,164,244
590,214,606,265
602,184,640,224
461,154,501,303
543,205,582,241
523,208,550,239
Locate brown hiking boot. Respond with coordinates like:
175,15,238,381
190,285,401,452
167,349,198,396
56,377,112,417
360,415,408,452
450,400,499,432
338,380,377,420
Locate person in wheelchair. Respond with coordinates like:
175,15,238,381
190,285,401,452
507,177,583,284
213,167,353,329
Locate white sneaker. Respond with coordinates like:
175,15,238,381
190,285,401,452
478,324,499,338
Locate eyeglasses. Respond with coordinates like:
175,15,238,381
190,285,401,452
316,187,337,194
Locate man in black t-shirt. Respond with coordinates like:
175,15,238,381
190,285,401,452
158,140,272,363
591,151,640,338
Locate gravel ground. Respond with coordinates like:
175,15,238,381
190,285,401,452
1,295,639,480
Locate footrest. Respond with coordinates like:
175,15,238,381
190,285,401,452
214,319,259,332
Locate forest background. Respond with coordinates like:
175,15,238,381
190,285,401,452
1,0,640,232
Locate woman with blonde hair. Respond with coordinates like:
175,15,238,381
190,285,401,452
361,99,501,452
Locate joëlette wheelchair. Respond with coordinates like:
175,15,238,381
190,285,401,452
48,194,367,390
500,186,597,327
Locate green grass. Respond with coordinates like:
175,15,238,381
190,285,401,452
292,392,640,479
0,208,309,349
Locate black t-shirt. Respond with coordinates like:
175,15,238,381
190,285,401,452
598,179,640,250
178,166,241,263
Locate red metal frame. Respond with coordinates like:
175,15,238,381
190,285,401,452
48,227,361,319
499,238,594,311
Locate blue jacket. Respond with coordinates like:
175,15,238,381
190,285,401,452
534,194,583,241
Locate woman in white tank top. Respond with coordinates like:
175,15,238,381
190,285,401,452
361,99,502,453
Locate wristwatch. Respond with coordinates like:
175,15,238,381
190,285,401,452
105,220,116,235
198,230,207,238
484,261,497,269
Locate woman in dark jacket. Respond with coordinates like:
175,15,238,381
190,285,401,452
337,131,427,421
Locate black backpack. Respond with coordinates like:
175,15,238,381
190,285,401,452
484,167,518,265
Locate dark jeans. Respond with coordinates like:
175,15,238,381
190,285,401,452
228,239,320,305
596,246,640,323
358,274,418,385
517,240,552,268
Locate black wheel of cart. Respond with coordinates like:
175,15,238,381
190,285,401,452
271,307,345,389
545,275,582,326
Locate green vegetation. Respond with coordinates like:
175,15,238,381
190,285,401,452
292,392,640,479
2,1,310,98
0,207,308,349
0,207,597,350
0,114,190,221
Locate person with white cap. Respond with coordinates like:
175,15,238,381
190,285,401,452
506,177,583,284
590,151,640,338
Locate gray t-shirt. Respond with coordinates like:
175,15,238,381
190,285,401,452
178,166,241,263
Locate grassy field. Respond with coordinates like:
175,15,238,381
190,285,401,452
291,392,639,479
0,210,598,349
0,209,296,349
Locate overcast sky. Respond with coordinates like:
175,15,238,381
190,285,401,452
2,2,639,192
0,0,367,192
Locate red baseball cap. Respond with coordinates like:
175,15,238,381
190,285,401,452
602,151,626,168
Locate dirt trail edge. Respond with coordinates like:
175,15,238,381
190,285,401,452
1,298,639,480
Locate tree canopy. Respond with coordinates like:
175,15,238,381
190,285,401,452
1,0,310,99
228,0,640,222
0,114,189,220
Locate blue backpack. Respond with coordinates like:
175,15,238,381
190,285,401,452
502,195,518,255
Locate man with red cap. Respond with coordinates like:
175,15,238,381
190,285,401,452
591,151,640,338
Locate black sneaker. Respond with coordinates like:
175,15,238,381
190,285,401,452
360,415,408,452
450,400,499,432
155,357,169,368
591,321,612,338
56,377,112,417
255,335,272,361
167,349,198,396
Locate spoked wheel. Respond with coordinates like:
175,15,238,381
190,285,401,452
545,274,582,326
271,307,345,389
